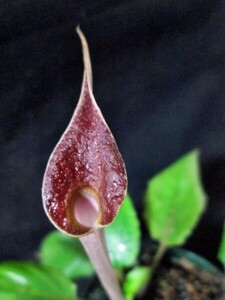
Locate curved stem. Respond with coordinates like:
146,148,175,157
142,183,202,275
80,228,124,300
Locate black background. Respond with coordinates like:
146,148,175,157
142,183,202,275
1,1,225,266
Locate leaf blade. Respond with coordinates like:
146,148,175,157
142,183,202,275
144,150,207,246
39,231,94,279
218,222,225,269
123,266,150,300
105,194,141,268
0,262,76,300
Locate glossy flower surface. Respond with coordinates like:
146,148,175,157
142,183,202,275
42,29,127,236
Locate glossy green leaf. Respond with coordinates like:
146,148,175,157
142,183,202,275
39,231,94,279
123,266,150,300
105,194,141,268
144,150,207,246
217,222,225,269
0,262,76,300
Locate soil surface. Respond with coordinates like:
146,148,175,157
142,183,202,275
78,250,225,300
142,255,225,300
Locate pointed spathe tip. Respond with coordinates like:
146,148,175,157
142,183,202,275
76,26,93,90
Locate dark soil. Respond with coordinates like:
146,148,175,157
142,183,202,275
77,250,225,300
142,253,225,300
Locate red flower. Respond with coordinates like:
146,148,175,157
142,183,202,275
42,28,127,237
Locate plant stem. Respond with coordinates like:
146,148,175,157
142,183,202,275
80,228,124,300
149,241,167,283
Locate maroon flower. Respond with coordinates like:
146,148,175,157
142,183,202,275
42,28,127,237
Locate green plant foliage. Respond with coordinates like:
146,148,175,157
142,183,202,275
144,150,207,247
39,195,140,279
217,222,225,269
105,194,141,269
0,262,76,300
39,231,94,279
123,266,150,300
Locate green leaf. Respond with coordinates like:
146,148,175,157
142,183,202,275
0,262,76,300
217,222,225,269
144,150,207,247
123,266,150,300
105,194,141,268
39,231,94,279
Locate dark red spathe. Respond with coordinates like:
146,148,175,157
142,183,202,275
42,73,127,236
